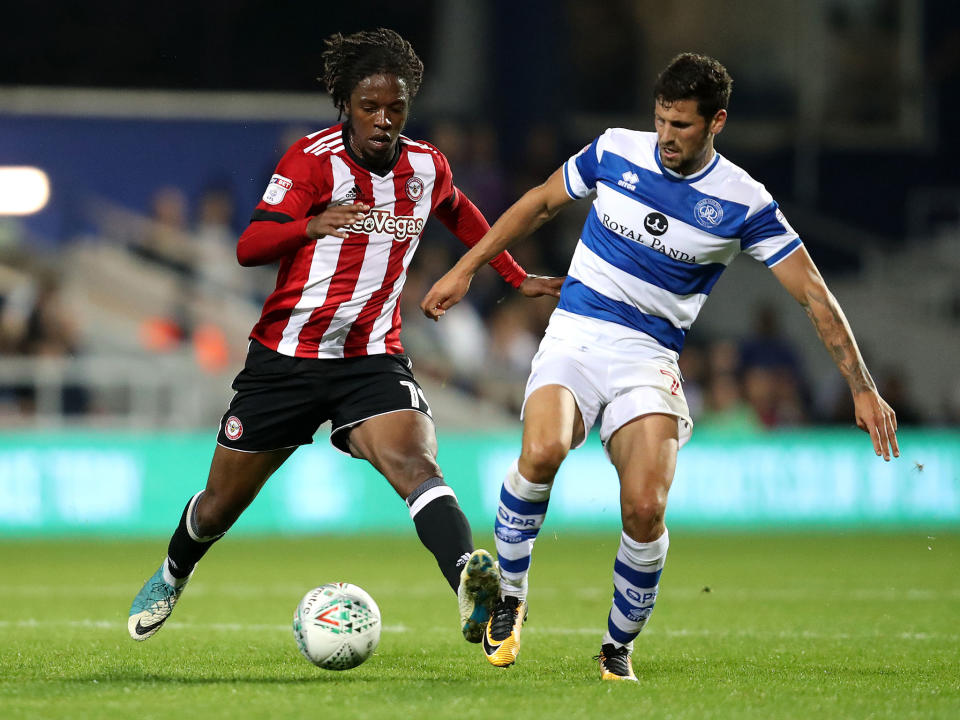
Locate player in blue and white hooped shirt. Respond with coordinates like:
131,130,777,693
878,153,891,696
421,53,899,681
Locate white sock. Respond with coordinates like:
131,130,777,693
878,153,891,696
602,529,669,649
163,557,192,587
494,460,552,601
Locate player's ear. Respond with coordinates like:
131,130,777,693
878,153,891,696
710,109,727,135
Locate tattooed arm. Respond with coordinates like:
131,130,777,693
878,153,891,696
771,246,899,461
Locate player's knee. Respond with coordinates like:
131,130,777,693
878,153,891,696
621,487,667,533
521,437,568,479
383,451,442,493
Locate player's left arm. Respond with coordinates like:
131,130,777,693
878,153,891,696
771,246,899,461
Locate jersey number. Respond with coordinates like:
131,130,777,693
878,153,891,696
399,380,431,416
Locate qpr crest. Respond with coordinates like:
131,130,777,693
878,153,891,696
405,176,425,202
694,198,724,228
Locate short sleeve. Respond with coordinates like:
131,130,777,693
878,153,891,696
563,133,604,199
740,201,803,267
252,141,326,221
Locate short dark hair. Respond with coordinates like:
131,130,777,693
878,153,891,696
654,53,733,121
320,28,424,114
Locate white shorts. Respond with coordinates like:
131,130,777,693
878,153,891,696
522,332,693,453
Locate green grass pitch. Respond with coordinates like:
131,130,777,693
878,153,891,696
1,531,957,719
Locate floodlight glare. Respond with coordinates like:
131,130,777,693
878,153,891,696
0,166,51,215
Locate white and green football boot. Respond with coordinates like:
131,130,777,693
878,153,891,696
128,561,192,641
457,549,500,643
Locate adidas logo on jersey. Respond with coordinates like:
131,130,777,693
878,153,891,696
331,184,365,207
618,171,639,191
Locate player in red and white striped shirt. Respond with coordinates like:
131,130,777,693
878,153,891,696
128,28,563,645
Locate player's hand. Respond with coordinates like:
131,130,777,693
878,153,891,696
420,271,473,321
307,203,370,239
853,389,899,461
517,274,565,299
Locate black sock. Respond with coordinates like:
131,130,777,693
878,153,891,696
406,478,473,593
166,491,223,579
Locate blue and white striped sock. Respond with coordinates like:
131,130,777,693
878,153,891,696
603,529,669,649
494,461,552,600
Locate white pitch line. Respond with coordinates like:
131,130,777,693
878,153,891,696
0,619,955,642
3,585,959,601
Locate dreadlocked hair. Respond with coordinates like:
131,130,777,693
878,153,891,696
320,28,424,114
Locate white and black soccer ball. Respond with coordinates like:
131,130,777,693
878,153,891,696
292,582,381,670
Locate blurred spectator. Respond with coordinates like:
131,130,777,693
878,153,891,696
468,123,512,218
429,119,516,315
131,186,195,277
739,304,808,427
876,365,923,426
194,184,248,297
138,275,232,375
707,338,740,377
478,298,540,413
14,270,80,358
824,0,901,128
399,251,488,395
697,371,762,432
510,122,573,276
677,342,707,420
0,267,88,415
742,365,805,428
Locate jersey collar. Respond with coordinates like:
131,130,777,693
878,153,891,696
655,147,721,184
342,123,402,177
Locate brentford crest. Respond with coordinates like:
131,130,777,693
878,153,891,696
405,176,425,202
224,416,243,440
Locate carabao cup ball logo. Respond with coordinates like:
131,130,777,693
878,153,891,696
694,198,724,228
405,176,424,202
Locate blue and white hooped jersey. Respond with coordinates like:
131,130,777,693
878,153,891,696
556,128,802,358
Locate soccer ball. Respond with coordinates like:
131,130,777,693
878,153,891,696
292,582,381,670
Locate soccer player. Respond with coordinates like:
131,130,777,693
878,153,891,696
420,53,900,681
128,28,562,644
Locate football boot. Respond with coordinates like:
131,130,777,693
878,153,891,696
595,643,638,682
482,595,526,667
128,561,191,641
458,549,500,643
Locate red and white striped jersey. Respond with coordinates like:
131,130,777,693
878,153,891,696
247,124,463,359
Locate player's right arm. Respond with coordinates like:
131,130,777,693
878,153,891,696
420,168,573,320
236,135,369,267
236,204,369,266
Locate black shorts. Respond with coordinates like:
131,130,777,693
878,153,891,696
217,340,433,454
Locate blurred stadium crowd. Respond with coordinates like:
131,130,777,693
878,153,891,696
1,0,958,430
0,113,952,430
